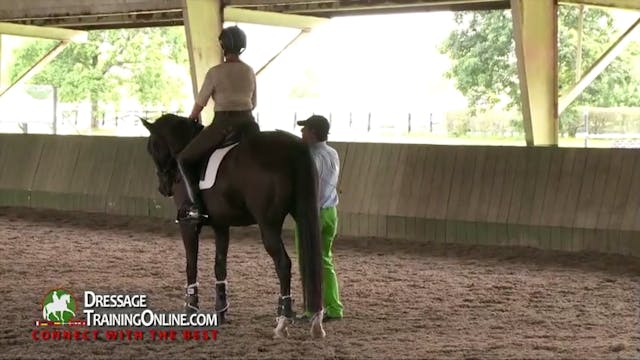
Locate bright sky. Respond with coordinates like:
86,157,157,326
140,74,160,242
234,11,466,113
236,8,639,114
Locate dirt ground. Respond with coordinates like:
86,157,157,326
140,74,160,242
0,207,638,360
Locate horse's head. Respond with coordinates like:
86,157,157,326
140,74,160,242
141,116,178,197
60,294,71,304
141,114,203,198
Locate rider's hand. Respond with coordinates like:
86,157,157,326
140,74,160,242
189,116,201,124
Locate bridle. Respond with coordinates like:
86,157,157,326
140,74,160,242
157,159,179,184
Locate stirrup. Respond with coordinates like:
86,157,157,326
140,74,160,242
176,206,208,224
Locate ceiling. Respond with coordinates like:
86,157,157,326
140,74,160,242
0,0,636,30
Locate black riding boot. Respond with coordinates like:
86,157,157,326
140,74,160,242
177,160,207,223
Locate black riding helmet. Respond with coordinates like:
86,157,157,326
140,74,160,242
219,26,246,55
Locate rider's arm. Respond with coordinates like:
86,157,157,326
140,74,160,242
251,74,257,110
188,103,204,120
190,68,216,120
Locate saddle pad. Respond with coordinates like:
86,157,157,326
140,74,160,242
199,143,239,190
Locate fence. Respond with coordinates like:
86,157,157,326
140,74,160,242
2,93,640,147
1,133,638,257
0,106,448,138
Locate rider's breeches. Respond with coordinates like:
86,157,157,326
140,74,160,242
177,111,254,165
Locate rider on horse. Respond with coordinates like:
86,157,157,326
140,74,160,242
177,25,259,223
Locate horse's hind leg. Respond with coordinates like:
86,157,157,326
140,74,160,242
213,226,230,323
259,223,293,339
180,222,202,314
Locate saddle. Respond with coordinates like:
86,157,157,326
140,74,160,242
198,121,260,183
218,129,243,149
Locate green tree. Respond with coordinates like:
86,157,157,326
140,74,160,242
440,6,640,136
10,27,189,128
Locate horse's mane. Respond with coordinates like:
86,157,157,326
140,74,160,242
151,113,203,154
155,113,203,137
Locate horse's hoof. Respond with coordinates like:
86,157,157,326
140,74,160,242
273,328,289,339
310,312,326,339
310,324,326,339
183,303,199,315
217,311,230,325
273,316,291,339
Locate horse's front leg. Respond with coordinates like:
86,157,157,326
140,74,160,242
213,226,230,323
258,224,294,339
180,222,202,314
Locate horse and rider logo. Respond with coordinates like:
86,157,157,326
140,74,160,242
41,289,77,323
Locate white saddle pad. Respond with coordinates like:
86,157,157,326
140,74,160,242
199,143,239,190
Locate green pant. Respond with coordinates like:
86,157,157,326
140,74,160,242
294,206,344,318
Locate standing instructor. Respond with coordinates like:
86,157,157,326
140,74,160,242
295,115,344,321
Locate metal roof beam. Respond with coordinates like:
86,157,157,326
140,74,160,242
226,0,510,15
0,23,87,97
225,7,328,29
560,0,640,11
2,11,184,30
0,22,87,42
0,41,70,98
559,16,640,114
0,0,513,30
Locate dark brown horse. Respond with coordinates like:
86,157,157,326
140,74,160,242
141,113,325,338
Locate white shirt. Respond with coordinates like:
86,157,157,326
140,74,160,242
310,141,339,209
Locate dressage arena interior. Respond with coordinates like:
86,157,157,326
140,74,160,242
1,134,639,359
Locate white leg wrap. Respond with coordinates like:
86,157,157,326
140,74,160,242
185,282,199,296
310,309,326,339
273,316,292,339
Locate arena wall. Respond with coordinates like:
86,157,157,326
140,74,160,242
1,133,638,257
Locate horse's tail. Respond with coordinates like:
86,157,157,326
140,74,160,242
293,144,323,315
